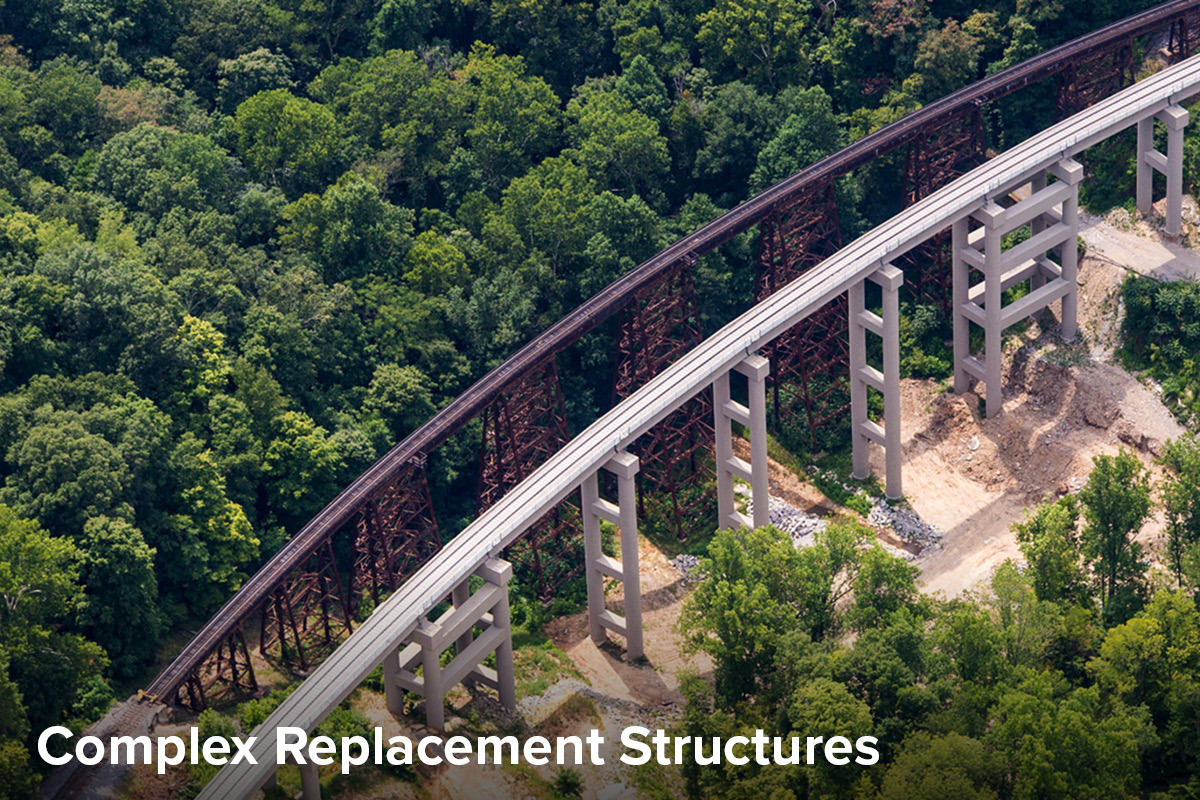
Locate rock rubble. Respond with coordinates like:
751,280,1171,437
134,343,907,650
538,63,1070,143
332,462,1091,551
866,499,942,550
669,553,701,583
669,475,944,580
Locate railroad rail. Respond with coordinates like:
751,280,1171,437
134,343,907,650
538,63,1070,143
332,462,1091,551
140,0,1200,710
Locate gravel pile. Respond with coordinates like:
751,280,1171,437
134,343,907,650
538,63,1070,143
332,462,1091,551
867,498,942,549
802,466,943,551
732,483,827,547
877,541,918,562
670,553,702,582
751,494,826,548
669,474,943,581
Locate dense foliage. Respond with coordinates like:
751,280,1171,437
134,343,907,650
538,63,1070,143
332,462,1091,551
0,0,1179,795
680,449,1200,799
1122,274,1200,425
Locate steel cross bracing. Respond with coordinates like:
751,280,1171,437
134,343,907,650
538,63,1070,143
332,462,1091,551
177,628,256,710
1170,10,1200,59
122,0,1200,771
898,107,987,313
755,178,848,445
194,50,1200,800
257,540,353,674
1057,39,1137,118
612,256,713,540
351,456,441,608
477,359,584,597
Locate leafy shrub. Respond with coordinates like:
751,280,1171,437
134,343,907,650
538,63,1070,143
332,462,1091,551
1120,275,1200,423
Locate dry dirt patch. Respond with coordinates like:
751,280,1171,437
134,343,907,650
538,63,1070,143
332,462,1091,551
882,217,1185,598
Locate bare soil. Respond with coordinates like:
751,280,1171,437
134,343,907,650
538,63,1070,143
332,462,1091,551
886,210,1187,598
544,535,711,706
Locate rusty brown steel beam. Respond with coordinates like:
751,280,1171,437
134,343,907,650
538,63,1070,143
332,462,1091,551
612,257,714,540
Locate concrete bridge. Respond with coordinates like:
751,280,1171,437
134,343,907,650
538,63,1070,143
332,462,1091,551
195,43,1200,800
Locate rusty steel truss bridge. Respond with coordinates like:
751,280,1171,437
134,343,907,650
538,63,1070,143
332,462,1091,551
42,3,1200,798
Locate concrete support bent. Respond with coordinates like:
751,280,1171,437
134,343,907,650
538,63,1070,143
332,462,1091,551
382,558,515,730
849,264,904,499
1137,104,1190,236
582,451,644,659
714,354,770,531
954,157,1083,417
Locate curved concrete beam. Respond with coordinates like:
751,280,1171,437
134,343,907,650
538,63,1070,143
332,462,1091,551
198,53,1200,800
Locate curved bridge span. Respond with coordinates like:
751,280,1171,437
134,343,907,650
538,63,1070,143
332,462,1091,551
185,46,1200,800
143,0,1200,716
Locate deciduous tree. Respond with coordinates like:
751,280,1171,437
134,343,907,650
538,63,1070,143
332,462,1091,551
75,516,163,678
1079,449,1152,623
232,89,341,194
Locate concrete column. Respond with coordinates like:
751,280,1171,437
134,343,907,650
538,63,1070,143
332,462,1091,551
877,265,903,500
849,279,868,481
381,558,514,731
475,559,516,709
581,470,606,645
961,158,1081,418
1136,105,1190,236
449,576,476,701
582,452,643,659
1051,158,1083,339
713,355,771,530
1029,172,1048,290
451,581,473,658
978,201,1005,418
849,264,904,498
415,619,444,731
299,758,321,800
382,645,404,718
952,217,970,394
1137,115,1155,215
613,452,642,660
1164,105,1189,237
738,355,771,530
712,369,736,528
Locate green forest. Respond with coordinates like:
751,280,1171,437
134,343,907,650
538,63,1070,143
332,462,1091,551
679,447,1200,799
0,0,1198,797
